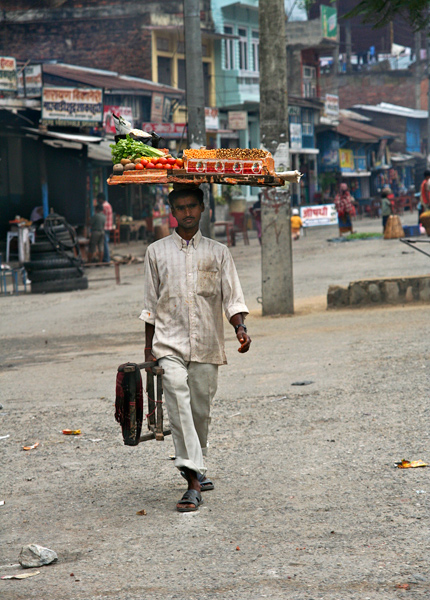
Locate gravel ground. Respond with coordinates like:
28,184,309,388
1,213,430,599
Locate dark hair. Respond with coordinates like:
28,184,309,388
168,187,204,208
381,190,389,198
95,203,103,212
96,192,106,203
425,170,430,178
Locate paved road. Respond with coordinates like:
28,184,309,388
1,213,429,599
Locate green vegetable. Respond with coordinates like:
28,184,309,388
110,135,165,163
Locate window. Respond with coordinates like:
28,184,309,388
157,37,169,52
157,56,172,86
251,30,259,72
302,109,313,135
238,27,248,71
302,65,317,98
224,25,235,70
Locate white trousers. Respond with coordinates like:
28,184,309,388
159,356,218,475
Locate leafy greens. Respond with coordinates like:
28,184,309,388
110,135,165,163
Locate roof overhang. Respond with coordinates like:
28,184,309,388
24,127,102,144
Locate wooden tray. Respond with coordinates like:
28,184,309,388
107,169,301,187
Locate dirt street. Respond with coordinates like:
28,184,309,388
1,213,430,599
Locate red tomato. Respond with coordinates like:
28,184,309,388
146,162,155,169
141,158,149,166
155,163,165,169
172,164,180,170
175,158,184,167
157,157,168,165
167,157,176,165
165,164,172,170
135,163,144,170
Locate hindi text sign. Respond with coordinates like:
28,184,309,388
42,87,103,126
300,204,338,228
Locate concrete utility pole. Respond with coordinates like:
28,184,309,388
259,0,294,315
183,0,210,237
415,31,422,110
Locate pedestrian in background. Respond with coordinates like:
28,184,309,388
96,192,113,263
291,208,302,240
334,183,355,235
381,188,393,232
418,169,430,223
88,203,106,263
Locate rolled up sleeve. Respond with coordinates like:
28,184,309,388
139,248,159,325
221,248,249,322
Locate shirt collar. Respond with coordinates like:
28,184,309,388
172,229,202,249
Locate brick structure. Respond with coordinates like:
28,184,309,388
0,0,212,81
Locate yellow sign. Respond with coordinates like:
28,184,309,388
339,149,354,171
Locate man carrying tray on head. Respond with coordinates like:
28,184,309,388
140,186,251,512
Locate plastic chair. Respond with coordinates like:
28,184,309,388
229,212,250,246
6,229,35,262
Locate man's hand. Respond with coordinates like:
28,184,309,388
144,348,157,373
236,327,251,353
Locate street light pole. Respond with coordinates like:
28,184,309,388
259,0,294,315
183,0,210,237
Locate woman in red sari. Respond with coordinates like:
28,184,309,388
334,183,355,235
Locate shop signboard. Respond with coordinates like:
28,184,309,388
141,122,187,136
289,123,302,150
324,94,339,117
0,56,17,92
228,111,248,130
321,138,339,168
321,5,337,40
150,93,164,122
205,107,219,130
103,105,133,134
339,148,354,172
300,204,338,228
42,87,103,126
17,64,42,98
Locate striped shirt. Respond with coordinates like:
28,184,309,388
140,229,248,365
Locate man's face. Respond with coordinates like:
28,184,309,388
171,195,204,231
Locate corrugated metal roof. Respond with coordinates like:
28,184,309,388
337,118,396,142
353,102,428,119
43,63,185,98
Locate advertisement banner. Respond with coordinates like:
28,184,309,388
339,148,354,171
42,87,103,126
324,94,339,117
228,110,248,130
150,93,164,122
0,56,17,92
321,5,337,39
205,107,219,130
103,105,133,134
289,123,302,150
300,204,338,228
17,64,42,98
141,122,187,136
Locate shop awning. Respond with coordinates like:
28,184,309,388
391,153,415,163
290,148,319,155
24,127,103,144
341,171,371,177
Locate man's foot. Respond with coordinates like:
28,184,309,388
176,489,203,512
180,470,214,492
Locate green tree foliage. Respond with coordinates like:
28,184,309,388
346,0,430,31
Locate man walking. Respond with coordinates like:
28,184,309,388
140,186,251,512
96,192,113,262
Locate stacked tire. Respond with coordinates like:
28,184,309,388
24,215,88,294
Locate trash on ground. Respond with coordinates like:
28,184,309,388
0,500,5,506
271,396,287,402
2,570,40,580
395,583,410,590
0,434,10,440
291,380,314,386
62,429,81,435
229,412,241,418
111,254,144,264
22,442,39,451
396,459,428,469
136,509,147,516
89,438,102,442
19,544,58,568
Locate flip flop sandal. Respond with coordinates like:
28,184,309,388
176,489,203,512
180,470,215,492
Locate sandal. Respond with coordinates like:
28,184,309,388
176,489,203,512
180,470,214,492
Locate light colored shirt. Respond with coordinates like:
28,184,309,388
140,229,249,365
102,200,113,230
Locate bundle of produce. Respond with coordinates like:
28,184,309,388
110,135,183,174
182,147,274,176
